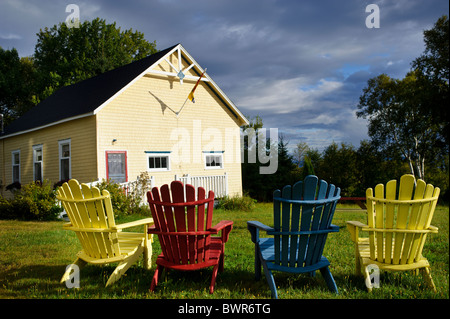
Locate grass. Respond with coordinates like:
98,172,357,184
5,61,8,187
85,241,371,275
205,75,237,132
0,203,448,300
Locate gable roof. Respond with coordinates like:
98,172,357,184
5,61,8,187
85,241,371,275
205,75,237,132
1,44,248,138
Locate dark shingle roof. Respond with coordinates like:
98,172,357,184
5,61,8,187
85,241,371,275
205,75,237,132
2,44,178,137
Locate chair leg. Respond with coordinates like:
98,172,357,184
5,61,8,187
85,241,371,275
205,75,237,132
420,267,437,292
218,250,225,273
363,265,373,292
144,239,152,270
320,266,338,294
61,257,87,284
255,245,261,281
209,264,220,294
106,249,142,287
355,253,362,276
261,261,278,299
150,265,164,292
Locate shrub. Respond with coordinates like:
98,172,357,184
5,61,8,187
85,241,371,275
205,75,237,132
126,172,152,215
0,180,62,221
95,179,132,218
216,194,257,211
66,174,152,219
0,196,15,219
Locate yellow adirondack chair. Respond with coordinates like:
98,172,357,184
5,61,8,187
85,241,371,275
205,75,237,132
347,174,440,292
56,179,154,287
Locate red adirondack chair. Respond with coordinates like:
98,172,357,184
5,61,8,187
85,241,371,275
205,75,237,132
147,181,233,294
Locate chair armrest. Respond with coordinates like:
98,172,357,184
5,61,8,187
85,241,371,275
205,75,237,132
247,221,274,232
113,218,154,231
346,220,367,242
329,224,340,232
346,220,367,228
210,220,233,243
210,220,233,232
428,225,438,233
62,222,73,230
247,221,274,243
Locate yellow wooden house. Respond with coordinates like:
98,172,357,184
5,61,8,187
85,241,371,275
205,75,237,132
0,44,248,198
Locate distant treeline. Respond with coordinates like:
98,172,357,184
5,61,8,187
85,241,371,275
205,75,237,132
242,137,449,203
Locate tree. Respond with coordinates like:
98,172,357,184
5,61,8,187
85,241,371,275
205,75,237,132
1,19,157,123
0,47,37,124
273,135,298,189
412,15,449,146
301,156,315,179
357,15,448,181
355,140,408,196
292,141,309,166
305,148,322,172
357,71,441,180
33,18,157,102
241,115,271,201
319,142,358,196
241,116,297,201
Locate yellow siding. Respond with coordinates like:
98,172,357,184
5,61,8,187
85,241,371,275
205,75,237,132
96,52,243,196
0,116,97,197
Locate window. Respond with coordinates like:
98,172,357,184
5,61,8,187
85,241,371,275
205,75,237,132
59,139,71,181
204,152,223,169
12,150,20,183
33,145,43,182
106,151,127,183
146,152,170,171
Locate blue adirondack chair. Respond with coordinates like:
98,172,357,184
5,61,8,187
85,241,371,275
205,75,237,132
247,175,341,298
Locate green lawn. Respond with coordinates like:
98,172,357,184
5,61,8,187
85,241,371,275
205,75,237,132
0,203,448,300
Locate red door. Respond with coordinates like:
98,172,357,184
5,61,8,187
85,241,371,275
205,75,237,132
106,151,127,183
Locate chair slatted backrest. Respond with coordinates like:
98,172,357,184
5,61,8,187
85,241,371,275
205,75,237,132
57,179,120,259
366,174,440,265
147,181,215,265
272,175,341,268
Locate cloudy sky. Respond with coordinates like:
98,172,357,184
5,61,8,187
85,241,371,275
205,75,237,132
1,0,448,152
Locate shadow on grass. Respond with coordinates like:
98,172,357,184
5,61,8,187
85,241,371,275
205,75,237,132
1,261,445,299
1,262,262,298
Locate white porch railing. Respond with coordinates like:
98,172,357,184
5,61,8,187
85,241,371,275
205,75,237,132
84,175,155,205
73,172,227,201
174,173,228,198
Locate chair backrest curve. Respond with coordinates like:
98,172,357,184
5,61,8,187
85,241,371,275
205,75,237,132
272,175,341,268
56,179,120,259
147,181,215,265
366,174,440,265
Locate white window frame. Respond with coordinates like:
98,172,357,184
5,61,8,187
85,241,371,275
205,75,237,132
33,145,43,182
11,150,20,183
146,152,171,172
59,139,71,181
204,152,224,170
